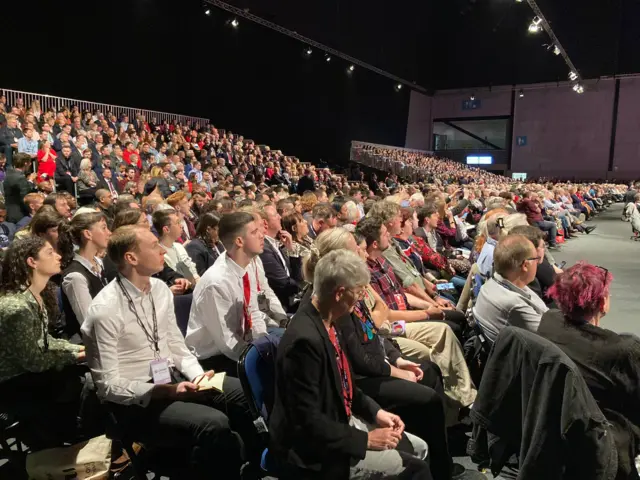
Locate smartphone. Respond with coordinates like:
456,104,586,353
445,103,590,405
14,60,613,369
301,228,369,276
436,282,456,291
558,261,567,269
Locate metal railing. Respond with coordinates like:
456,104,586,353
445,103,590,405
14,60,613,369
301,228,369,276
350,141,435,181
1,88,210,127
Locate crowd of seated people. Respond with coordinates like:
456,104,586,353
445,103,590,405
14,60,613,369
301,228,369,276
0,94,637,479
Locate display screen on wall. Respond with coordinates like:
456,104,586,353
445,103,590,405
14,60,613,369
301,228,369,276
512,172,528,181
466,155,493,165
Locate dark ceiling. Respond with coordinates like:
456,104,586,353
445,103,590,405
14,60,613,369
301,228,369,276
221,0,638,90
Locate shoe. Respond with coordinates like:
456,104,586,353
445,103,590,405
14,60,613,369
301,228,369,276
585,226,597,234
548,245,561,251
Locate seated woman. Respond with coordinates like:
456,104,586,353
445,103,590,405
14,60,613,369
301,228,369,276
0,237,85,448
185,212,225,277
270,249,432,480
59,212,111,339
281,211,312,259
538,263,640,480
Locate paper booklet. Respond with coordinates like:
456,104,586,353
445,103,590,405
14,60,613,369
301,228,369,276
195,372,226,393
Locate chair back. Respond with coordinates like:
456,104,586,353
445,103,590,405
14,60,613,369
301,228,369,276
238,335,280,437
472,272,485,299
173,293,193,337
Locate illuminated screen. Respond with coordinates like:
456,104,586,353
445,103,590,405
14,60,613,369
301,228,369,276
466,155,493,165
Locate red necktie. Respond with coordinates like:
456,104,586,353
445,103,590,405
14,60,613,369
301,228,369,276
242,273,252,334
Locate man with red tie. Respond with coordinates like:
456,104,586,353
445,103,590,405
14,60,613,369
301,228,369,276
185,212,269,375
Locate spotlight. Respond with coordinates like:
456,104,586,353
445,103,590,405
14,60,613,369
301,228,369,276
348,65,355,72
518,89,524,98
204,8,211,15
515,0,523,2
395,83,403,91
303,47,312,57
528,16,542,33
230,18,239,28
553,45,561,56
568,71,578,81
573,83,584,94
325,54,331,62
470,94,476,101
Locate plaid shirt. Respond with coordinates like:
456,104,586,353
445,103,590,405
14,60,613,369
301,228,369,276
366,257,409,311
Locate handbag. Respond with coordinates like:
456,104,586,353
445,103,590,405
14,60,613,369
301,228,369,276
26,434,112,480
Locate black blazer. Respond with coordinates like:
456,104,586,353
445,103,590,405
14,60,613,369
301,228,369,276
259,239,302,310
4,169,34,223
96,177,121,195
269,298,381,477
538,309,640,478
55,153,79,179
296,175,315,195
184,238,224,277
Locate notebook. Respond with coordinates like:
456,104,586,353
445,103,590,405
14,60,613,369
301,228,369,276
195,372,226,393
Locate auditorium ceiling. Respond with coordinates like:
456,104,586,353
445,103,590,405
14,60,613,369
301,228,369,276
222,0,638,91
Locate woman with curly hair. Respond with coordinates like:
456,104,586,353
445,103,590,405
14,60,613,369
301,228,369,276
0,236,85,448
59,212,111,337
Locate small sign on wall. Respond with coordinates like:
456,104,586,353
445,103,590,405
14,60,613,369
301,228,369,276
462,99,481,110
516,135,527,147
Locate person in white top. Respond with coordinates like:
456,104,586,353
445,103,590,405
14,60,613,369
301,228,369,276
60,211,111,339
152,208,200,284
186,212,269,373
81,225,258,478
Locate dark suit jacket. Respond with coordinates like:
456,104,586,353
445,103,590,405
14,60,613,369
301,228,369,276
97,177,121,195
4,169,34,223
259,239,302,310
296,175,315,195
184,238,224,277
0,126,23,147
269,298,381,477
55,153,79,179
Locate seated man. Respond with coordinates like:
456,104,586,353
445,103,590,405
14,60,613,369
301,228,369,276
82,225,256,479
152,208,200,285
258,202,303,311
473,234,549,343
306,201,338,239
186,212,270,374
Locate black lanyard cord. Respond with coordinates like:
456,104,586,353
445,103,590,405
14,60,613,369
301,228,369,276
117,276,159,353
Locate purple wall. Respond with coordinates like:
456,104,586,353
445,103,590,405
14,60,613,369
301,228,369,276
404,78,640,179
431,91,511,119
512,82,614,179
405,91,432,151
614,78,640,178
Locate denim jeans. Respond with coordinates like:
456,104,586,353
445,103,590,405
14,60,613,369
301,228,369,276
535,220,558,246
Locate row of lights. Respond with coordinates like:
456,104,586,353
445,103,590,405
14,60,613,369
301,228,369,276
523,8,584,94
205,7,405,92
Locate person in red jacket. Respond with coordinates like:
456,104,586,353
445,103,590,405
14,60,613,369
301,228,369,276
518,192,559,250
36,139,57,183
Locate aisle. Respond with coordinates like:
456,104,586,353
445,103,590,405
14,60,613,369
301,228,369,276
554,203,640,336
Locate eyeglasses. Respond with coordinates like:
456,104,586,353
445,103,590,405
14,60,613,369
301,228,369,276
596,265,608,279
345,287,366,300
524,256,542,264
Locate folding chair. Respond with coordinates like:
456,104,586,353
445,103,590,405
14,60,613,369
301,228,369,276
173,293,193,337
238,335,281,475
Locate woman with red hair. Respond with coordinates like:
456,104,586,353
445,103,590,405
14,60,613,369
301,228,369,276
538,262,640,480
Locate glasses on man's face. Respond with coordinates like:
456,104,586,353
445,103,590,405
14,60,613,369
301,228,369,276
524,256,542,264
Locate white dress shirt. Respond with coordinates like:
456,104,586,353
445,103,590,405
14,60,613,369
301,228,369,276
161,241,199,282
61,254,105,328
82,277,203,407
265,235,290,276
185,252,268,362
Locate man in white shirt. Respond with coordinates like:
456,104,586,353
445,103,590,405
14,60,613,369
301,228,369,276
152,208,200,284
82,225,257,478
186,212,270,374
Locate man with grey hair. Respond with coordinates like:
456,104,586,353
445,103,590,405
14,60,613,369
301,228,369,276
270,249,432,479
473,234,548,343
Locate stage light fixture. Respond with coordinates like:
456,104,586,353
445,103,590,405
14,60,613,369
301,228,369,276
230,18,239,28
325,54,331,62
305,47,312,56
528,16,542,33
573,83,584,94
519,89,524,98
470,94,476,101
553,45,561,55
515,0,523,3
568,71,578,81
204,8,211,16
395,83,403,91
349,65,355,72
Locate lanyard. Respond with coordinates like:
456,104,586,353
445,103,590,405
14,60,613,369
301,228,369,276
328,326,353,417
117,276,159,355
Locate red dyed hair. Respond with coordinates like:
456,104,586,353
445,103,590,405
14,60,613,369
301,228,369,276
547,262,612,322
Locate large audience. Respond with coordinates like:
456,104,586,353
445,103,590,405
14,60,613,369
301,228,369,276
0,94,638,480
